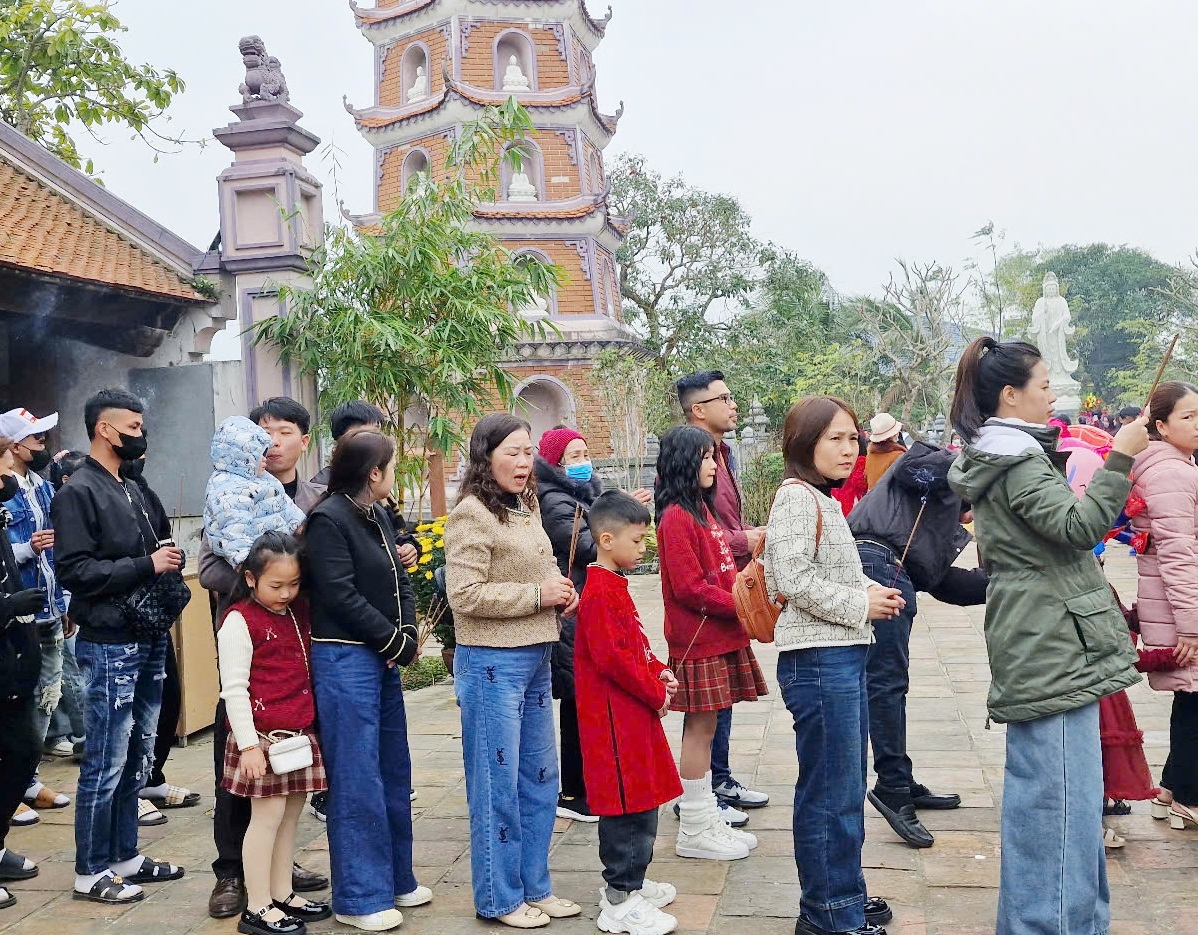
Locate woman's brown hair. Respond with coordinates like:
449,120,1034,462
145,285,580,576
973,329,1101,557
782,396,859,485
459,413,538,522
1148,381,1198,440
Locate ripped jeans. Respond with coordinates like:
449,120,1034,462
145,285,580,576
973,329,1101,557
33,618,66,748
74,636,167,875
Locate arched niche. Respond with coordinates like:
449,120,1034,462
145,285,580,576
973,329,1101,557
402,147,431,190
513,376,576,445
494,29,537,92
402,42,430,103
501,140,544,202
511,248,557,319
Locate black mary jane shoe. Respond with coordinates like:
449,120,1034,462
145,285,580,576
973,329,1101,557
237,905,307,935
274,893,332,922
865,897,893,926
909,782,961,810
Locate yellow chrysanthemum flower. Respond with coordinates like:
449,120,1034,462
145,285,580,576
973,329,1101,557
424,571,434,580
435,539,444,549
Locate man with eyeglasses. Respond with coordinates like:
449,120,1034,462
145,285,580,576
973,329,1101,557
673,370,770,821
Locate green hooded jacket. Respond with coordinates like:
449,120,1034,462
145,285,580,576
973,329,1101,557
947,420,1140,723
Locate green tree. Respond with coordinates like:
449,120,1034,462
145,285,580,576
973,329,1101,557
0,0,187,172
252,99,562,499
608,153,772,370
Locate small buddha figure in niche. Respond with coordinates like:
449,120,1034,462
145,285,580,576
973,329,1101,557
502,54,531,92
507,170,538,202
407,65,428,102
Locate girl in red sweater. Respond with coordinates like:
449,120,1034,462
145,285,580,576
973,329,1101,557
654,426,767,863
218,532,330,935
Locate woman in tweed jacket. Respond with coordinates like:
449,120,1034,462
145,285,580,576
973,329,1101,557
763,397,904,935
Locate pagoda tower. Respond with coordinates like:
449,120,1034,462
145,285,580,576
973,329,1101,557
347,0,640,452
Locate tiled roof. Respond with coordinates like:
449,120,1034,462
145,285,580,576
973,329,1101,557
353,0,611,35
0,156,207,303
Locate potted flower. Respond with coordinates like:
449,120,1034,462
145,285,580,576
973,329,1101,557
409,516,455,671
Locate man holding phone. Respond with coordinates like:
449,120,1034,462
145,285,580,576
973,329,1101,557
51,389,186,905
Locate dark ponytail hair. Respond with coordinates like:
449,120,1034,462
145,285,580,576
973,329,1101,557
227,531,302,606
654,425,716,525
1148,380,1198,440
949,337,1043,442
325,430,396,498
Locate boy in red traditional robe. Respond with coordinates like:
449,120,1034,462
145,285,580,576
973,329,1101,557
575,491,684,935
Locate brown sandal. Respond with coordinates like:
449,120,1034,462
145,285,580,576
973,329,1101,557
23,785,69,809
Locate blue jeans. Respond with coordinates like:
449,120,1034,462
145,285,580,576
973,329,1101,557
312,642,417,916
32,618,65,750
454,643,559,918
49,631,86,743
998,703,1108,935
711,706,733,787
74,636,167,874
858,542,918,792
779,645,870,932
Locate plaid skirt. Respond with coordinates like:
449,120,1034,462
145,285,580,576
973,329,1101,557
221,730,328,798
668,646,768,713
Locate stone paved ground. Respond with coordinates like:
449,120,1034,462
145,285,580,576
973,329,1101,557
4,550,1198,935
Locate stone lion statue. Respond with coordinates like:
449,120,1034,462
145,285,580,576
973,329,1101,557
238,35,290,103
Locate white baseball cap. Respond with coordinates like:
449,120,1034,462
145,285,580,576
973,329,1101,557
0,408,59,443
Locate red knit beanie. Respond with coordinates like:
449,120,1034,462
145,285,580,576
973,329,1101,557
538,427,585,467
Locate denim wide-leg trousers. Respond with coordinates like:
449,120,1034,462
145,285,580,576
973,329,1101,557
454,643,559,919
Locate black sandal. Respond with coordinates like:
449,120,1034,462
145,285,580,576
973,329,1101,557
0,849,38,882
0,886,16,910
72,873,145,904
1103,798,1132,816
274,893,331,922
124,858,185,884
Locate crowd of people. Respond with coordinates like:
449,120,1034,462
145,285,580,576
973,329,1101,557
0,337,1195,935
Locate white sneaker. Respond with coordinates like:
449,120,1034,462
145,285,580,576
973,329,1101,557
335,909,404,931
46,739,75,758
396,884,433,907
713,779,770,808
596,891,678,935
717,801,749,827
723,824,758,849
675,822,750,860
636,879,676,909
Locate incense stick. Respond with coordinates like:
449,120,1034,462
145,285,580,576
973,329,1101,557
566,504,583,572
1143,333,1181,412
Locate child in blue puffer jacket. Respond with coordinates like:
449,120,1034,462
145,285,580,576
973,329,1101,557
203,417,305,566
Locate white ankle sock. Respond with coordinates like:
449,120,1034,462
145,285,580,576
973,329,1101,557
678,776,713,835
24,781,43,798
138,783,169,800
75,870,111,892
109,855,145,877
0,849,33,871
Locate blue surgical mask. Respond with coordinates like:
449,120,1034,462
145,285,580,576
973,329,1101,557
564,461,593,483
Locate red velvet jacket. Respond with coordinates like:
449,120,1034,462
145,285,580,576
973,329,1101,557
575,565,683,816
657,504,747,661
226,597,315,735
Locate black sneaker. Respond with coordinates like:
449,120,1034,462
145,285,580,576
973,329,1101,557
865,897,893,925
556,794,599,823
794,915,887,935
307,793,327,823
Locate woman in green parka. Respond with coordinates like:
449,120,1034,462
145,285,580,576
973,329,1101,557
946,336,1148,935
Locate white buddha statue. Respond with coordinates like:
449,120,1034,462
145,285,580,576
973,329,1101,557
407,65,428,102
517,293,550,319
507,169,537,202
501,55,531,92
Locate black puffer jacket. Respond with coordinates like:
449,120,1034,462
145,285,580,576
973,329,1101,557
848,441,987,605
535,457,602,698
1,504,40,701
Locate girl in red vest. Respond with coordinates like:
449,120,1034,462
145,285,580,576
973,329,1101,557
654,426,767,863
218,532,330,935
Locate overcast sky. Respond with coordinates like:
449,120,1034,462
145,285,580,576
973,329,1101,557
89,0,1198,299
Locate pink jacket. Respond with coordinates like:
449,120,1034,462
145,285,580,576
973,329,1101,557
1131,440,1198,692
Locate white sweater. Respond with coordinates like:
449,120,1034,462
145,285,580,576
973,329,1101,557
216,610,260,751
763,482,873,651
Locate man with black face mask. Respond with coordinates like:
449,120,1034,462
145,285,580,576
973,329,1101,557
0,408,71,819
50,388,186,905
